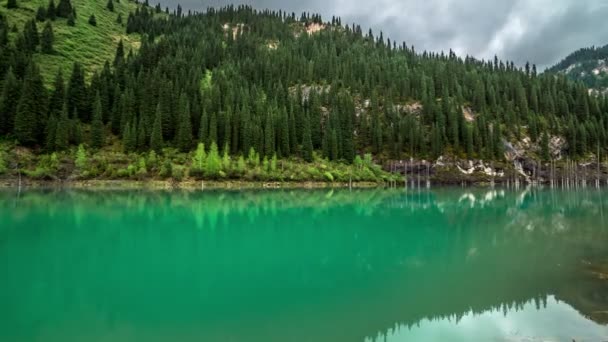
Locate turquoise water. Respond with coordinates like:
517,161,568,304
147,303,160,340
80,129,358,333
0,188,607,341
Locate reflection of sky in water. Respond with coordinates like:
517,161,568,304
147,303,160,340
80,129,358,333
372,296,608,342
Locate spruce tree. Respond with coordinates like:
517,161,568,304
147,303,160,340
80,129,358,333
150,105,164,152
55,105,69,150
36,6,47,22
91,93,104,148
14,63,46,146
6,0,17,9
45,114,57,150
88,14,97,26
48,69,64,117
23,19,39,52
106,0,114,12
41,21,54,54
176,95,193,152
56,0,72,18
113,39,124,66
47,0,56,20
302,115,313,162
0,68,20,135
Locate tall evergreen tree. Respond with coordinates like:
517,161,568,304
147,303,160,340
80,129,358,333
56,0,72,18
91,93,104,148
0,68,20,135
150,105,164,152
47,0,56,20
14,62,46,146
302,114,313,162
41,21,54,54
55,104,70,150
175,94,193,152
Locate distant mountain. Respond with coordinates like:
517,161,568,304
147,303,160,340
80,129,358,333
546,44,608,93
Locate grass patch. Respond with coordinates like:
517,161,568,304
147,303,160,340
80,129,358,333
1,0,145,84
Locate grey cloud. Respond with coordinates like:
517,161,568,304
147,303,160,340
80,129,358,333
157,0,608,69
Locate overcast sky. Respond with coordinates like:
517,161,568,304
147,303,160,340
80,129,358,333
158,0,608,69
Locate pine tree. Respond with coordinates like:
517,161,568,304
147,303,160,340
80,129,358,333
150,105,164,152
56,0,72,17
45,114,57,150
91,93,104,149
48,69,64,117
55,105,69,150
302,114,313,162
176,94,193,152
540,132,550,161
47,0,56,20
23,19,39,52
88,14,97,26
67,13,75,26
41,21,54,54
113,39,124,66
6,0,17,9
36,6,47,22
14,62,46,146
0,68,20,135
67,62,88,121
106,0,114,12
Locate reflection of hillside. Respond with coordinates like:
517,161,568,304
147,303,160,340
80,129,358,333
0,188,606,341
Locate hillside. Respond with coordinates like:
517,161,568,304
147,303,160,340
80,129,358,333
1,2,608,185
546,44,608,93
0,0,142,83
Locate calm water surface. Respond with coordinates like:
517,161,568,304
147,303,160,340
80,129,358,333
0,188,607,342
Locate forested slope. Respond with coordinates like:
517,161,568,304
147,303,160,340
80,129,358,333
1,1,607,183
546,44,608,93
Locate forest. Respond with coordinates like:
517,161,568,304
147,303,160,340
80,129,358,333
1,0,608,182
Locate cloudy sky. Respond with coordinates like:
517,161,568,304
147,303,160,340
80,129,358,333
160,0,608,69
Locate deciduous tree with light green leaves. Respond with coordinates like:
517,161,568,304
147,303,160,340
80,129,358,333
75,144,87,171
206,142,221,177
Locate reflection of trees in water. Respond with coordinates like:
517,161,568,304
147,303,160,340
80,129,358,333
0,188,606,341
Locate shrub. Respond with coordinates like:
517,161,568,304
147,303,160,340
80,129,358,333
323,171,334,182
159,159,172,178
0,152,7,174
88,14,96,26
75,144,87,171
172,165,185,181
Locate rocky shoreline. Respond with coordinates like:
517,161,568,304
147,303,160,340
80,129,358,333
383,156,608,186
0,178,382,190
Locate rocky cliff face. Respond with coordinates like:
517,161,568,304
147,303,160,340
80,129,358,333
384,138,608,186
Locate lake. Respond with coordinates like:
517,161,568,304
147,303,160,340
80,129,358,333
0,188,607,341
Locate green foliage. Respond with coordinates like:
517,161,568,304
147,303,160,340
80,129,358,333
6,0,17,9
36,6,47,22
88,14,96,26
90,92,104,148
47,0,56,20
0,1,606,180
75,143,87,170
106,0,113,12
159,158,172,178
41,21,54,53
0,151,7,174
14,63,45,146
190,142,206,177
175,94,193,152
206,141,221,177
